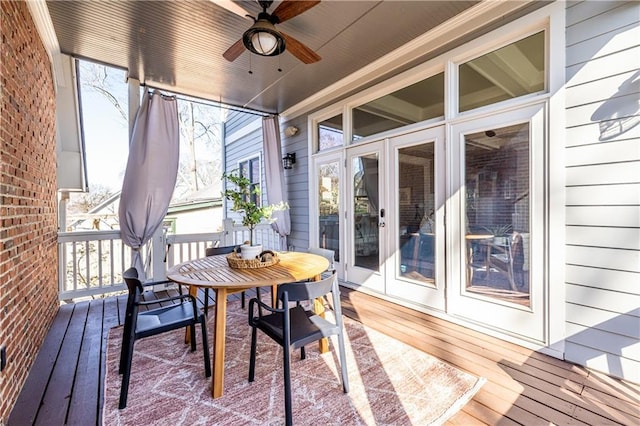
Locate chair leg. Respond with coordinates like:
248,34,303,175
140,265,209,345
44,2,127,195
300,346,306,360
200,316,211,377
336,331,350,394
189,324,197,352
119,338,136,409
283,344,293,426
204,288,209,315
248,326,257,382
241,291,246,309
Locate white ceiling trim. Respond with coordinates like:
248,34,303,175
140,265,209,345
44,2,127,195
281,0,537,121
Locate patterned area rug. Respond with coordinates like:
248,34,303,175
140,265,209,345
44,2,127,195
103,300,484,425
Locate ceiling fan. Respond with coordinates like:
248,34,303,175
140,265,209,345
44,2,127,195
219,0,321,64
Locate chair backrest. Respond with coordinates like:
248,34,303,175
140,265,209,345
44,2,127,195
308,247,335,271
206,245,239,256
123,267,144,299
277,271,337,305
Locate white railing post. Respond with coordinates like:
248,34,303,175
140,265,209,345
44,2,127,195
222,218,234,246
151,226,167,281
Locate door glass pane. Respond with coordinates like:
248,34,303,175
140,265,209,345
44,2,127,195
318,162,340,262
398,143,435,284
465,123,530,306
318,114,343,151
459,31,545,112
353,154,379,271
353,72,444,140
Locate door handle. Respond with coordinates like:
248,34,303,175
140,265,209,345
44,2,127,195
380,208,385,218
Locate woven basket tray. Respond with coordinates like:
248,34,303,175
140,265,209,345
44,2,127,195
226,252,280,269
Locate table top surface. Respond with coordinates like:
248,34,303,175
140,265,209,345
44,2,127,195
167,251,329,288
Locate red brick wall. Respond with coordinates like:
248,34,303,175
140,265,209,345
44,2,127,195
0,1,59,422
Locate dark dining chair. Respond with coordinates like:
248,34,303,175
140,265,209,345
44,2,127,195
247,271,349,426
118,267,211,409
205,245,244,312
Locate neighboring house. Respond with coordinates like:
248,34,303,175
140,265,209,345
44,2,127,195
164,187,224,234
67,189,224,234
225,2,640,384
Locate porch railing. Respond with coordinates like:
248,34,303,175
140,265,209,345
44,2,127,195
57,220,283,301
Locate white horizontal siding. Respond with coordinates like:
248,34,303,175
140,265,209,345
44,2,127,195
566,45,639,86
566,321,640,359
566,93,640,128
566,184,640,205
566,117,640,148
566,205,640,227
565,139,640,166
566,2,639,47
566,245,640,273
566,283,640,315
564,341,640,384
566,226,640,250
566,162,640,185
564,0,640,383
566,302,640,337
566,69,640,108
566,264,639,294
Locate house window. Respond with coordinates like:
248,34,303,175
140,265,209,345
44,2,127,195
458,31,545,112
238,157,261,205
352,72,444,140
318,113,343,151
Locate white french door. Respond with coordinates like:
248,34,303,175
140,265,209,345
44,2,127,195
385,127,445,310
447,104,546,343
346,141,386,292
344,127,445,310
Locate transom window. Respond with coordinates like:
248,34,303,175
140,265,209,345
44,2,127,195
352,72,444,141
459,31,545,112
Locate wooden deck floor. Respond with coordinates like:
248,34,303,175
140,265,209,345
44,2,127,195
9,286,640,425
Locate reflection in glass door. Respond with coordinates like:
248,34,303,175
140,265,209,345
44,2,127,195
317,161,341,265
448,105,545,343
464,123,530,306
353,153,379,270
387,126,445,311
347,142,384,292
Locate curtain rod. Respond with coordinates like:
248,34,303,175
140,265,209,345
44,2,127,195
142,84,272,118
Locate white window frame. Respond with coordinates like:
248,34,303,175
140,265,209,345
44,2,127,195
306,1,566,356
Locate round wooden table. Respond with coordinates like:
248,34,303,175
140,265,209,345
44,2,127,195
167,251,329,399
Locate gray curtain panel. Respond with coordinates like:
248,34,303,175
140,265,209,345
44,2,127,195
262,115,291,249
119,90,180,279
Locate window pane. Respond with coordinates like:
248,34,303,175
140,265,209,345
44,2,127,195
353,72,444,140
318,114,343,151
398,143,435,284
459,31,545,112
465,123,530,306
318,162,340,262
353,154,379,271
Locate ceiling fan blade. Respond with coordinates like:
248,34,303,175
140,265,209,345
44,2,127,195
223,38,245,62
281,31,321,64
210,0,252,19
272,0,320,23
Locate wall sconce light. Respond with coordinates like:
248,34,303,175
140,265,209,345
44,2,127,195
282,153,296,170
284,126,299,137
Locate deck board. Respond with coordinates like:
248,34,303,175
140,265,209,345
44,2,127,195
8,286,639,425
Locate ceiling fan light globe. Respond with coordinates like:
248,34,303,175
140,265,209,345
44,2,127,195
252,32,278,55
242,19,286,57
